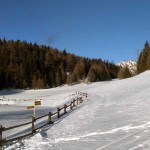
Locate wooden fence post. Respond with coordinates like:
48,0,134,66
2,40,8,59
78,97,80,103
72,99,75,107
57,107,60,118
48,112,53,124
70,101,72,110
0,125,2,150
64,104,67,114
80,97,83,103
32,116,36,134
77,98,79,105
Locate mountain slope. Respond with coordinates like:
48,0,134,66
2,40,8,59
3,71,150,150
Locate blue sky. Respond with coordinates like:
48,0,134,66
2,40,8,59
0,0,150,63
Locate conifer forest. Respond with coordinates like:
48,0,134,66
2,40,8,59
0,39,119,89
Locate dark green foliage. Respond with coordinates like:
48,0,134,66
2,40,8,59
117,67,132,79
73,59,86,80
0,39,119,89
87,68,96,82
137,41,150,74
87,62,110,82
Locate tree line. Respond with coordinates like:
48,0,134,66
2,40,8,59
0,39,119,89
137,41,150,74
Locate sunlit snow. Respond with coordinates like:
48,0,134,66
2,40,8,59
1,71,150,149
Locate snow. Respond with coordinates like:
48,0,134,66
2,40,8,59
1,71,150,149
117,60,137,74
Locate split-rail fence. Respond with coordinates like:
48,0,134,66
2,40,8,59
0,91,87,150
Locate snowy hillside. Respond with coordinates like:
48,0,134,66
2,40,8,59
1,71,150,149
117,60,137,74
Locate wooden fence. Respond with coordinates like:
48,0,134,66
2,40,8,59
0,92,87,150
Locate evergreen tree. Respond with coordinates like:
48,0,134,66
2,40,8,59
137,41,150,74
73,59,86,80
0,38,119,89
56,71,61,86
117,66,132,79
87,68,96,82
66,73,77,85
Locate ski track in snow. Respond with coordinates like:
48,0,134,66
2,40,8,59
44,121,150,144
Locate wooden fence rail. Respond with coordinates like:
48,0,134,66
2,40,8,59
0,92,88,150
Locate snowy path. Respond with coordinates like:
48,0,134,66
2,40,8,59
2,71,150,149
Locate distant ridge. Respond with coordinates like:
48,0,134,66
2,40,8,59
117,60,137,74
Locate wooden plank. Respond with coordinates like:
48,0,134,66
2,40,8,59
59,106,64,111
48,112,53,124
64,104,67,114
32,117,35,134
57,107,60,118
36,113,48,120
0,125,2,150
4,121,32,131
66,103,71,108
70,101,72,109
51,111,57,116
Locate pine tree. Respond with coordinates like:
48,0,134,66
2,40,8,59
117,66,132,79
73,59,85,80
56,71,61,86
66,73,77,85
87,68,96,82
0,38,119,89
137,41,150,74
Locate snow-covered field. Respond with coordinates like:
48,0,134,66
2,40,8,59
1,71,150,149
